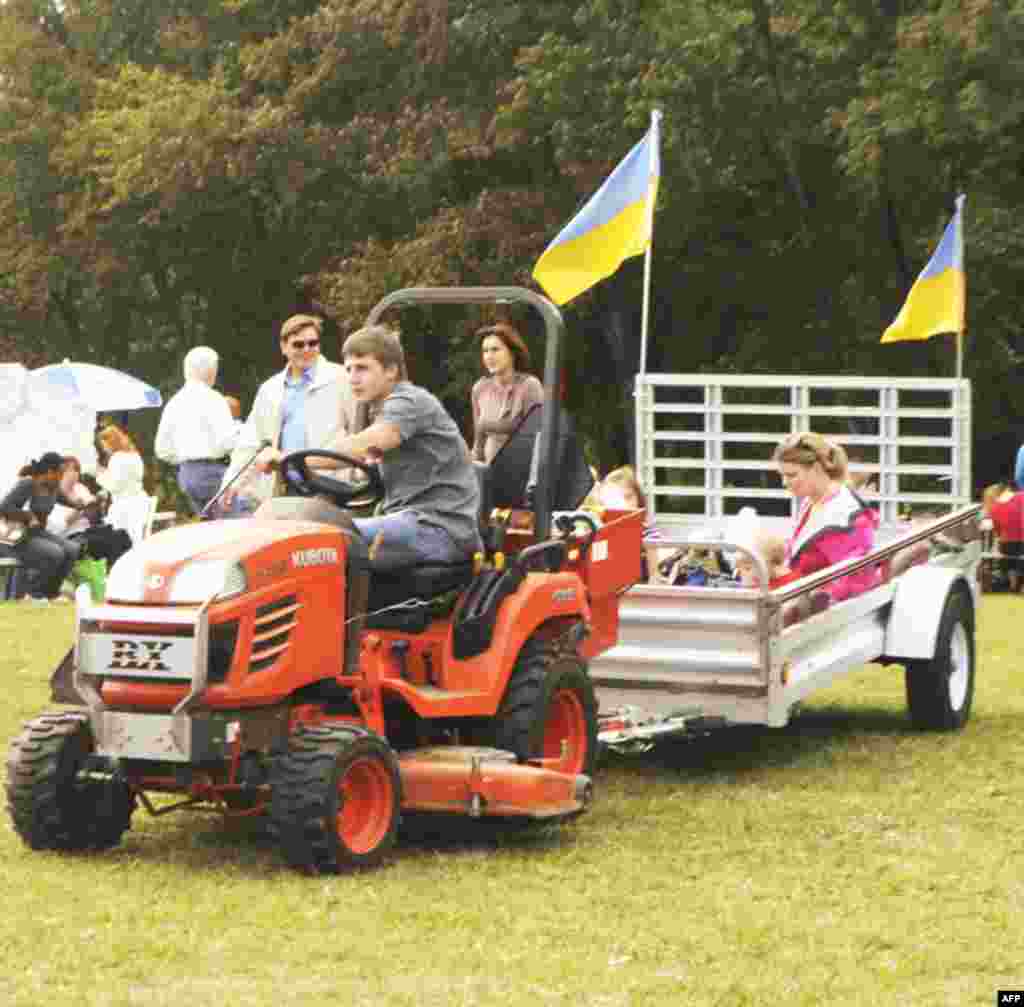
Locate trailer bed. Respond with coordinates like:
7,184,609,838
591,507,982,748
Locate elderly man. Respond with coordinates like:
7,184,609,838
220,314,356,511
155,346,240,516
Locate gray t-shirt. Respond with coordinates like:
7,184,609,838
375,382,482,553
1,478,57,523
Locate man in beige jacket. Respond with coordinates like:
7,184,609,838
220,314,356,511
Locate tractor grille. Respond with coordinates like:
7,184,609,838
250,595,299,673
207,620,240,684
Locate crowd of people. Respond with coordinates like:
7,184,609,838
8,306,1004,609
0,424,144,602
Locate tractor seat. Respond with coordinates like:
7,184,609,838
365,561,476,632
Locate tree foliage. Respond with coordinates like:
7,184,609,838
0,0,1021,479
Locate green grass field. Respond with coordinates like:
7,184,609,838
1,595,1021,1006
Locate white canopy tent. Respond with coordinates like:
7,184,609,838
0,363,98,493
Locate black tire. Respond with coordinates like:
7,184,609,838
6,711,135,851
269,724,401,873
905,588,975,731
483,640,599,777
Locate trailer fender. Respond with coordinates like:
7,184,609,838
883,566,973,661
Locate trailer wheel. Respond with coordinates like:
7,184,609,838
484,641,598,776
6,711,135,851
270,724,400,873
904,588,975,731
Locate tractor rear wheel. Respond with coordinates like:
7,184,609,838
485,640,598,776
270,724,401,873
6,711,135,851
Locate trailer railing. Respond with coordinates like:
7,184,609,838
635,374,972,526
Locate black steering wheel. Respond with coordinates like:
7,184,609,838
279,450,385,509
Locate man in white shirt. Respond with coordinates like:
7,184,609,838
155,346,239,516
219,314,356,511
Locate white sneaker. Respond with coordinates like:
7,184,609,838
28,597,50,606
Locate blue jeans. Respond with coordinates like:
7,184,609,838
16,529,79,599
178,461,228,517
351,511,467,572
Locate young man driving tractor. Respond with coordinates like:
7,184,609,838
313,324,483,573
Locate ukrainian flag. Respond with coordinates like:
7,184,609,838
533,114,661,306
881,195,966,344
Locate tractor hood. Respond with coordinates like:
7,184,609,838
104,518,346,605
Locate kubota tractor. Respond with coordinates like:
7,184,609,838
5,287,643,873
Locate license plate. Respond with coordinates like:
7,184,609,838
79,633,196,680
96,712,227,763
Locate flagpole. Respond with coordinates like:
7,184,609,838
956,193,966,380
638,109,661,378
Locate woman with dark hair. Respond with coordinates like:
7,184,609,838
0,452,81,602
470,322,545,463
50,456,101,537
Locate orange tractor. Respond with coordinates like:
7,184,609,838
5,287,643,872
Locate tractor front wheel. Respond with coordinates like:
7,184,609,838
270,724,401,873
6,711,135,851
485,641,598,776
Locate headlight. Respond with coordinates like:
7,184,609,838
168,560,248,603
105,551,146,602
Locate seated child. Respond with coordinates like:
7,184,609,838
733,529,799,589
593,465,662,581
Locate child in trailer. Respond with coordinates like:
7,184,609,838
733,528,800,590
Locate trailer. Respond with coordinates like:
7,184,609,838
591,373,981,750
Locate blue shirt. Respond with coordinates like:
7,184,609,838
280,368,312,485
1015,444,1024,490
279,368,312,455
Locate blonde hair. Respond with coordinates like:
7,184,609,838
755,530,787,574
982,483,1010,512
848,470,876,492
735,529,788,584
602,465,647,510
773,432,848,481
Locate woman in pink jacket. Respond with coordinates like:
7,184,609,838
773,432,880,602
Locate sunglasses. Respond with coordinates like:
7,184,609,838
289,338,320,350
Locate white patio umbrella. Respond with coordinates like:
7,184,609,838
31,359,162,411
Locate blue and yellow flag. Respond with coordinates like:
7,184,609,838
533,115,661,306
881,195,966,344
